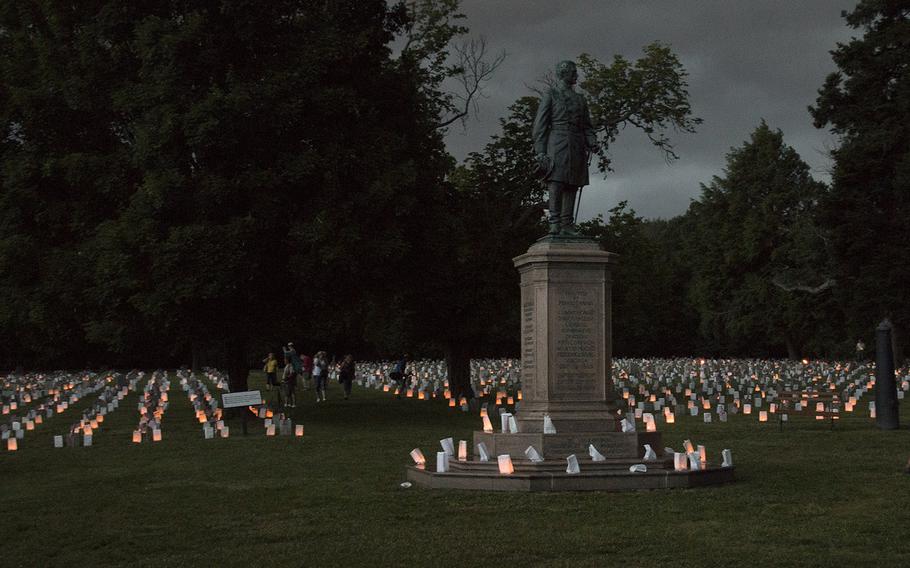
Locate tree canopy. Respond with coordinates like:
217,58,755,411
0,1,453,385
2,1,906,374
810,0,910,356
684,122,833,358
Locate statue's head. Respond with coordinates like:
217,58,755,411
555,60,578,85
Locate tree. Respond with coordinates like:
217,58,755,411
0,1,149,368
104,1,457,390
394,0,505,130
402,96,545,397
577,44,702,174
0,1,456,381
684,122,832,358
578,203,700,357
810,0,910,360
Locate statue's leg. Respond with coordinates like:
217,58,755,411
559,186,578,235
547,182,562,235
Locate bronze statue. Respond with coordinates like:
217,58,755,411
533,60,597,236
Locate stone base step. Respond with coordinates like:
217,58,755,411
446,456,674,473
406,464,735,492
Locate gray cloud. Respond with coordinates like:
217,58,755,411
445,0,857,219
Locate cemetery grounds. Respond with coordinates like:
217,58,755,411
2,360,909,567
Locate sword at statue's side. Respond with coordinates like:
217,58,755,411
576,148,595,223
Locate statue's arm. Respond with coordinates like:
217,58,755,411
532,91,552,157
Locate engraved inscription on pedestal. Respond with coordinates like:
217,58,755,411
521,300,536,395
553,285,599,397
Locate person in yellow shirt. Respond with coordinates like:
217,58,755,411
262,352,278,391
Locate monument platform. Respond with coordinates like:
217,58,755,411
406,458,735,492
407,430,735,491
405,238,735,492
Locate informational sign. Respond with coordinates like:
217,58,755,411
222,390,262,409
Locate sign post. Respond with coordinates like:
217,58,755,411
222,391,262,436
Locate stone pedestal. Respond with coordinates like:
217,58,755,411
513,238,621,438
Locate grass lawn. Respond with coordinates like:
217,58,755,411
2,371,909,567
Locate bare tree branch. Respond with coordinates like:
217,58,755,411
437,36,506,129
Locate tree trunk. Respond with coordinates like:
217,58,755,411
226,336,249,393
445,342,474,400
785,336,799,361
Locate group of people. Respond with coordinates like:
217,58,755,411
262,344,356,408
390,354,413,395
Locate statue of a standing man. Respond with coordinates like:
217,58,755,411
533,60,597,236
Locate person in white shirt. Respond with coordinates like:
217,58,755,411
313,351,328,402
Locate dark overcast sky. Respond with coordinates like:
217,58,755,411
443,0,858,220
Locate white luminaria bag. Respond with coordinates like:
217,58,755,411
721,448,733,467
500,412,511,433
524,446,544,463
436,451,449,473
409,448,426,466
476,442,491,462
673,452,687,471
629,464,647,473
497,454,514,474
621,417,636,432
565,454,581,474
642,444,657,460
481,415,494,433
508,415,519,433
440,437,455,457
588,444,606,462
543,414,557,434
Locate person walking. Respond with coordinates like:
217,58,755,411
300,352,314,390
262,352,278,391
855,339,866,362
313,351,328,402
339,354,355,400
391,354,410,397
283,342,303,373
282,356,298,408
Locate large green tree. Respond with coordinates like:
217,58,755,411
578,44,701,174
685,122,833,358
0,1,148,368
98,1,455,390
810,0,910,359
0,1,455,382
404,96,544,397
